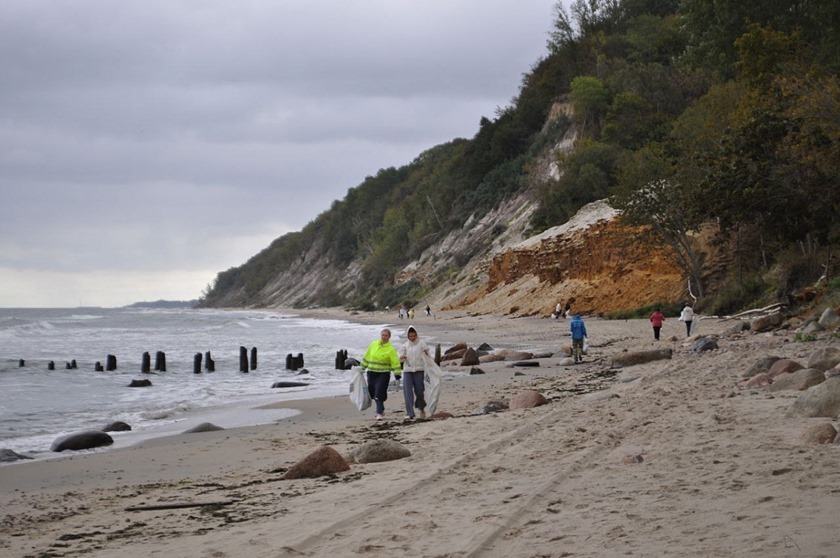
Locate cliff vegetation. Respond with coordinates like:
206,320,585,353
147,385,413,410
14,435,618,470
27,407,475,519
199,0,840,317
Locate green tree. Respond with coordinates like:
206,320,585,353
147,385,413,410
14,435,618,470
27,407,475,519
612,144,706,298
569,75,610,133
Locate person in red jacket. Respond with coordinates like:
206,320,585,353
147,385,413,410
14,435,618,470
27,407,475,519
650,308,665,340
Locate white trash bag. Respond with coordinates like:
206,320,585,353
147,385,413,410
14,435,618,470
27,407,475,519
349,369,371,411
422,354,444,416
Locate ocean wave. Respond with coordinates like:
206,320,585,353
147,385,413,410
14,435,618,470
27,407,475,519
139,400,198,421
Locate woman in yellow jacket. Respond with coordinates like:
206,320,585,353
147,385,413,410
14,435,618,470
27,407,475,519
361,328,402,420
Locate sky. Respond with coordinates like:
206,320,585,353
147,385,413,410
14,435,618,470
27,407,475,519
0,0,559,308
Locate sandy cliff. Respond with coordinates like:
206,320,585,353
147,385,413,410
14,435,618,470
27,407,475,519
443,200,686,317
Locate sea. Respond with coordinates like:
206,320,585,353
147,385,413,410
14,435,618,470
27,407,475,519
0,307,391,462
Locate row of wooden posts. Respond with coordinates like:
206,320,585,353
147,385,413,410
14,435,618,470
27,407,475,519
21,348,316,374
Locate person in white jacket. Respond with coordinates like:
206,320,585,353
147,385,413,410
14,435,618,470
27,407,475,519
398,326,430,420
679,303,695,337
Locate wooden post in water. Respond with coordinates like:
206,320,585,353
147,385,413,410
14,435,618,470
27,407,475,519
239,346,248,373
48,361,55,370
141,352,151,373
70,359,77,369
205,351,215,372
250,347,258,370
193,353,202,374
106,354,117,371
335,349,347,370
297,353,304,369
154,351,166,372
18,359,25,367
95,361,104,371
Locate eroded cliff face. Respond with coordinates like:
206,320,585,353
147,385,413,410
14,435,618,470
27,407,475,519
212,102,688,316
443,200,686,317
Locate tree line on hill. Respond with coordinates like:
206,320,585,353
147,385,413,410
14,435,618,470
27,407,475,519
199,0,840,315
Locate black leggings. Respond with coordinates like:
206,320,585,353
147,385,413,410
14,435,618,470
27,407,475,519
367,372,390,414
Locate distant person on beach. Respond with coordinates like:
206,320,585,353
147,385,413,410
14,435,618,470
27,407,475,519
361,328,402,420
570,314,587,363
408,308,415,320
425,305,431,317
650,308,665,340
564,300,572,319
553,302,562,319
398,325,429,420
678,303,694,337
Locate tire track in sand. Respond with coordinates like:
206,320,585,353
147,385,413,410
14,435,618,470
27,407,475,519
278,383,657,557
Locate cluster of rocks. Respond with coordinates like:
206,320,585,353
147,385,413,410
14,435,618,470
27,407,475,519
742,345,840,442
0,419,233,462
741,306,840,335
281,439,413,480
440,342,558,367
280,387,552,480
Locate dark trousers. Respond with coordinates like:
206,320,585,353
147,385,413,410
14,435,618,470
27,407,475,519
685,321,692,337
402,371,426,417
367,371,390,415
653,326,661,340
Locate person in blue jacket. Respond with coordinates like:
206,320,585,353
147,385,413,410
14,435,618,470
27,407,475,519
570,314,587,363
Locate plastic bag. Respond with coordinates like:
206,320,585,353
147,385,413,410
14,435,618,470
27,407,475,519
583,338,590,355
422,354,443,416
349,369,371,411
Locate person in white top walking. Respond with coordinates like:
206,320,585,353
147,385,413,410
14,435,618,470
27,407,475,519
679,302,695,337
398,326,430,420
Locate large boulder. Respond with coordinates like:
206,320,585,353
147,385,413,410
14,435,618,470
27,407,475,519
750,312,784,333
787,377,840,418
743,356,781,379
51,431,114,452
509,390,548,409
460,348,480,366
801,423,837,444
767,359,804,378
128,379,152,387
744,373,772,388
478,352,506,363
801,320,825,334
501,349,534,361
818,308,840,329
442,348,468,362
807,346,840,371
768,369,825,392
102,421,132,432
442,343,468,361
348,439,411,464
183,422,224,433
282,446,350,479
690,338,718,353
0,449,33,462
271,381,310,388
610,348,672,368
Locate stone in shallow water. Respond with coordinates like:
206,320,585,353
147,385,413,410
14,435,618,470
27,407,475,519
0,448,33,462
50,431,114,452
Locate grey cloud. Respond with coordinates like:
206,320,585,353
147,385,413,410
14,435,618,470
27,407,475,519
0,0,557,306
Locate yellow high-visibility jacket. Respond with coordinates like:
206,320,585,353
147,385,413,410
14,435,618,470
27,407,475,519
361,340,401,376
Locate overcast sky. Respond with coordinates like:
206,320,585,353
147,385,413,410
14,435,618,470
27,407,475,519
0,0,559,308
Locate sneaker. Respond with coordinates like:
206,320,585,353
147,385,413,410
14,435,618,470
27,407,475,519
419,409,426,419
404,415,413,420
375,414,383,420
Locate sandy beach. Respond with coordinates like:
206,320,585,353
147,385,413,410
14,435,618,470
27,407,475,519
2,308,840,557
